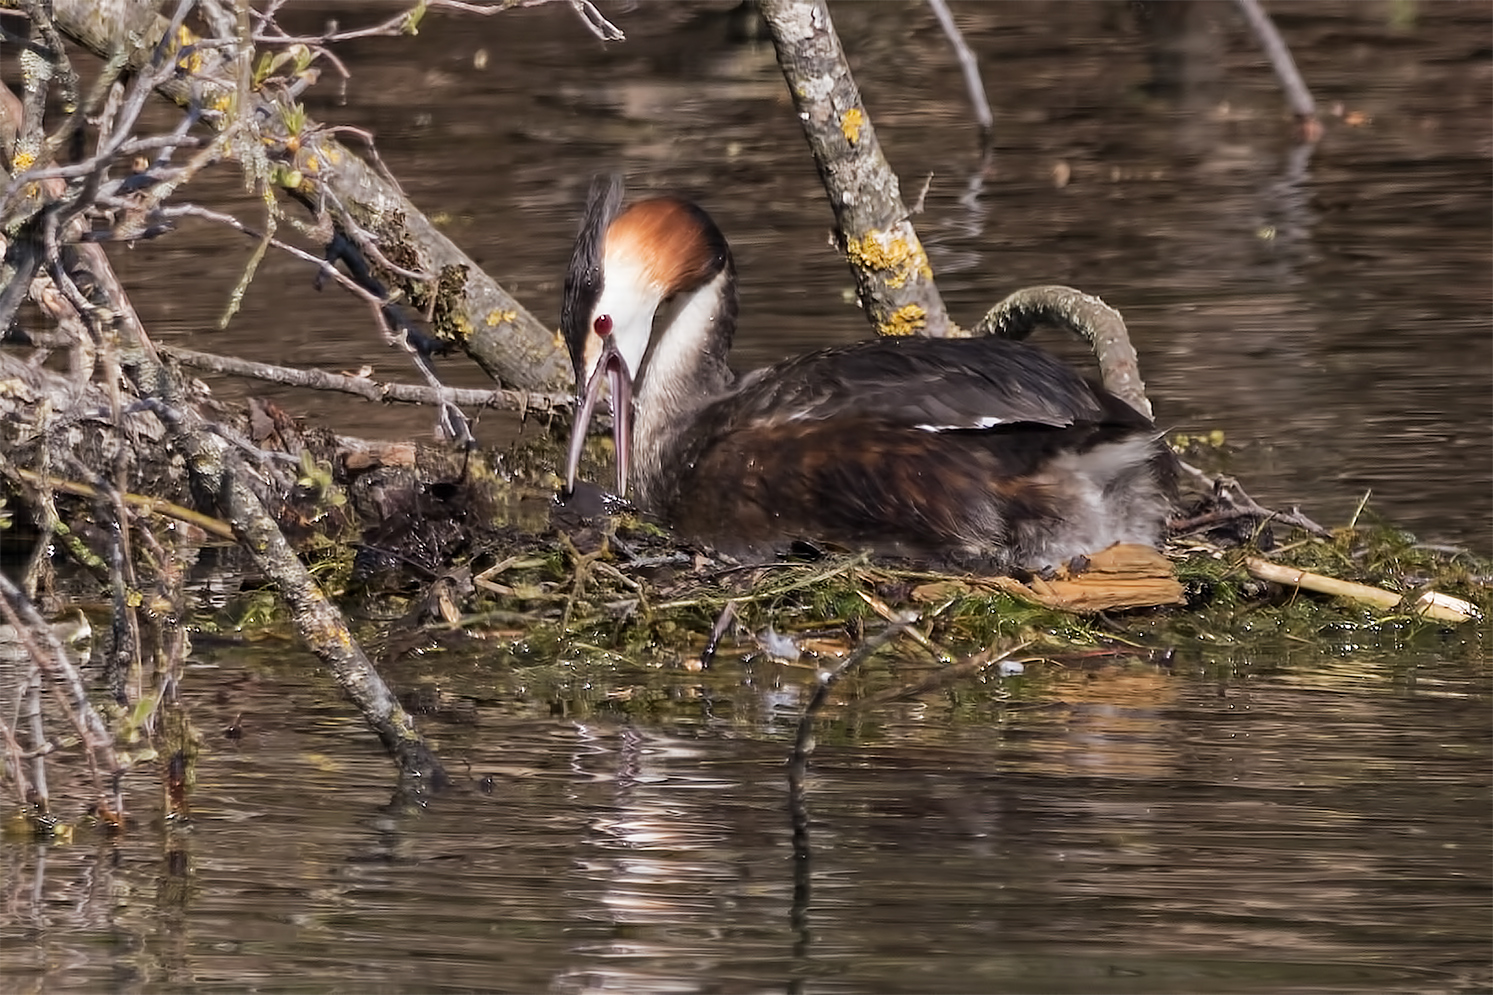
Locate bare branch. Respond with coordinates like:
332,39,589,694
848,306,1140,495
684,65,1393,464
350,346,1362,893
565,0,624,41
975,285,1155,420
927,0,992,139
159,344,571,417
759,0,953,337
1233,0,1319,138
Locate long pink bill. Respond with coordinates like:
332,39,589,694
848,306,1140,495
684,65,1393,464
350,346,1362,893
563,338,634,498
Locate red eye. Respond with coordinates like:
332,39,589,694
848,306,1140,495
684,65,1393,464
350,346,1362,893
594,314,613,337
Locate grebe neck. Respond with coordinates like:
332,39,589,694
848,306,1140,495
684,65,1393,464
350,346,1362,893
631,261,738,510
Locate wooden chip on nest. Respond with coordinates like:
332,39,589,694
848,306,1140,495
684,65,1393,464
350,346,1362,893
339,440,418,470
913,543,1185,613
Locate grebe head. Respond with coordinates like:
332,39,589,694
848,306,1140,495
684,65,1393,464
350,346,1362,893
561,175,733,497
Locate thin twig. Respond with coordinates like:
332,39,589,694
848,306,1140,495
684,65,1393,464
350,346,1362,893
12,468,236,541
0,570,123,813
927,0,992,139
1171,460,1330,537
1232,0,1318,137
158,344,571,415
788,615,916,880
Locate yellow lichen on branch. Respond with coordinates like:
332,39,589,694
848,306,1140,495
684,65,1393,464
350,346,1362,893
846,229,934,290
172,24,205,76
879,303,928,337
840,108,864,144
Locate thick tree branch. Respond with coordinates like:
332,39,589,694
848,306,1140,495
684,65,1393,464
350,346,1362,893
32,0,574,393
759,0,954,338
62,240,450,790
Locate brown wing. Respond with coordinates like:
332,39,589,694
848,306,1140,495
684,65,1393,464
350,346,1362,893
667,415,1118,557
720,335,1146,434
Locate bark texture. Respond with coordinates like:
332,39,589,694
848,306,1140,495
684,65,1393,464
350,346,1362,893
975,285,1155,420
759,0,953,338
78,242,451,789
35,0,572,393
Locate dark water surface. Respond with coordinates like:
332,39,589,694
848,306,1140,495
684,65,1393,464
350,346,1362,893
3,637,1489,994
3,2,1491,993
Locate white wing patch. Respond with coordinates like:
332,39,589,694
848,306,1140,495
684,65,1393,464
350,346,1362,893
914,416,1007,433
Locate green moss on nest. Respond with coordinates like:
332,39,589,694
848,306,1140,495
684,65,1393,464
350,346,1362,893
202,463,1487,678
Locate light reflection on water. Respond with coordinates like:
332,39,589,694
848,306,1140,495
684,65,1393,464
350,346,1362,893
3,639,1489,994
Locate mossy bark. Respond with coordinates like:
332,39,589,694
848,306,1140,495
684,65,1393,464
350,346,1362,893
759,0,954,338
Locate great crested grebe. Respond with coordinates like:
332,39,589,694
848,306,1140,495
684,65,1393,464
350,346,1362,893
561,176,1174,571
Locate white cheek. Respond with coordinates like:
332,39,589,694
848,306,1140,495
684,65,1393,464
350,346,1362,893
594,277,661,378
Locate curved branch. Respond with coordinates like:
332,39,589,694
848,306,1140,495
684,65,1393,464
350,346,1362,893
974,285,1154,419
